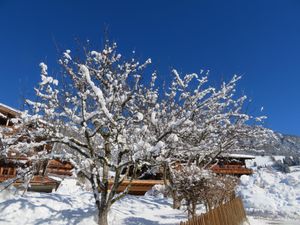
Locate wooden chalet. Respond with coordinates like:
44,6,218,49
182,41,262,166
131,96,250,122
0,103,21,125
105,163,164,195
0,103,73,192
211,154,255,176
107,153,255,195
1,103,161,195
108,179,164,195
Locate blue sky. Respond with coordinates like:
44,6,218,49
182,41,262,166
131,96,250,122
0,0,300,135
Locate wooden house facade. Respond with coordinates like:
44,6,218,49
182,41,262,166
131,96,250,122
0,103,73,192
211,154,254,176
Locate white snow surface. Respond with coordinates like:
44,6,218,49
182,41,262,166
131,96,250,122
1,157,300,224
0,178,186,225
245,155,285,168
245,216,299,225
237,157,300,221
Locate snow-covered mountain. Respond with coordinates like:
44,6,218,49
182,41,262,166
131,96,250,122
244,132,300,156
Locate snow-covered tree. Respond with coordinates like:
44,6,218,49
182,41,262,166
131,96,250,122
1,40,274,223
2,42,155,225
136,69,273,209
173,165,238,217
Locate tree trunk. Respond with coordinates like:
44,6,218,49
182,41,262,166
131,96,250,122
162,164,169,198
172,190,181,209
163,164,182,209
97,138,111,225
191,201,196,217
207,201,212,212
98,208,109,225
187,200,191,218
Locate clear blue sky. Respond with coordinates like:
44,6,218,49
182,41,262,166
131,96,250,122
0,0,300,135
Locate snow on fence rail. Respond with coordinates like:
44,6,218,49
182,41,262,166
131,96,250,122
179,197,247,225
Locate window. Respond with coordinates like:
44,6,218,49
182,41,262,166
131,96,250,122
8,168,15,175
2,167,9,175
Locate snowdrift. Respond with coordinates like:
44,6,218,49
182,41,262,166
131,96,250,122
237,160,300,220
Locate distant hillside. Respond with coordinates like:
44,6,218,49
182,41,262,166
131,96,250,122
244,132,300,156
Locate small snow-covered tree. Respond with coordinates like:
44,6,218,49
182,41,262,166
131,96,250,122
136,69,273,209
174,165,238,217
172,165,210,218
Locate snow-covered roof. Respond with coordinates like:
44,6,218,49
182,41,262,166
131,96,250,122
0,103,21,117
220,153,256,159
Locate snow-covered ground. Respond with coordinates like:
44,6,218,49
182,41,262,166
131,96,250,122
246,216,299,225
238,156,300,224
0,179,186,225
1,156,300,225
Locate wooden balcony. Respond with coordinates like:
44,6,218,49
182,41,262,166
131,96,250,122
0,174,16,182
109,179,164,195
46,159,73,176
211,165,253,175
0,174,59,193
46,168,72,176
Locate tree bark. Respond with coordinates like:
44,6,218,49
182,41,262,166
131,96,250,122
191,201,196,217
187,200,191,218
98,207,109,225
162,163,182,209
98,140,111,225
171,189,181,209
169,171,182,209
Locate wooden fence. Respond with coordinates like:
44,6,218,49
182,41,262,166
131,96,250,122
179,197,247,225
